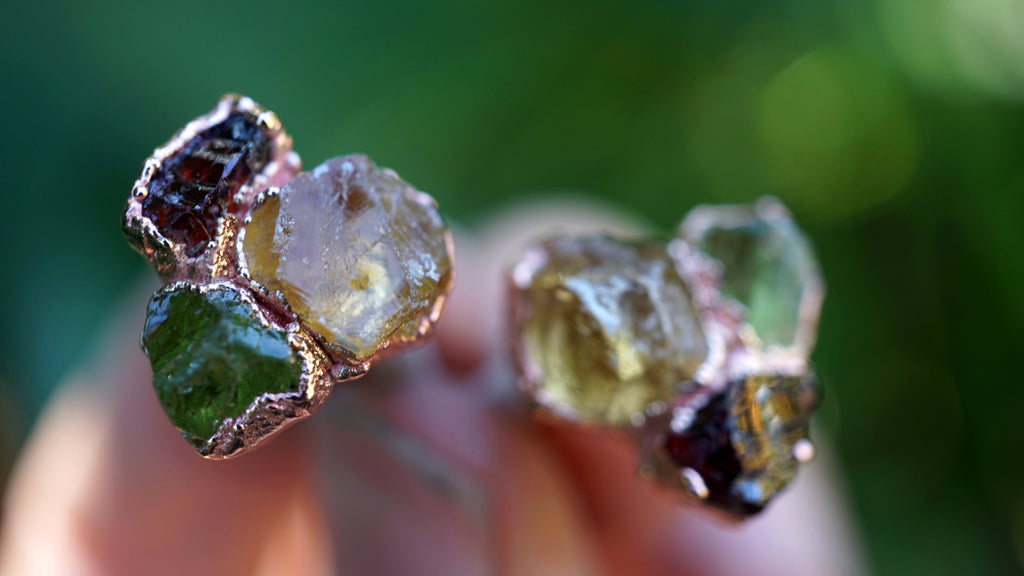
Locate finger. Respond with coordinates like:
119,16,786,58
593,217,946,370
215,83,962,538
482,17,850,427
0,283,329,576
307,351,605,575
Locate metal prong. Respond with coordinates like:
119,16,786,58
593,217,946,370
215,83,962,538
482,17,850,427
793,438,815,463
680,467,709,500
257,110,281,132
142,158,161,181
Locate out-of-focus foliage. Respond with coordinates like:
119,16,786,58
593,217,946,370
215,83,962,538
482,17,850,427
1,0,1022,573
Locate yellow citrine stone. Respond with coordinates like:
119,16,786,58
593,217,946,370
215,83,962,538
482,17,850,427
242,155,453,361
510,235,708,425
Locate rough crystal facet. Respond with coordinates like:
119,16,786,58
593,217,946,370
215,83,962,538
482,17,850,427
511,235,708,425
142,283,302,449
681,198,822,350
141,113,272,257
660,373,819,517
242,155,454,361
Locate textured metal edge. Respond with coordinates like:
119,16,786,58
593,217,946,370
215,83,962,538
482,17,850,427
198,321,336,460
122,94,300,283
666,237,740,391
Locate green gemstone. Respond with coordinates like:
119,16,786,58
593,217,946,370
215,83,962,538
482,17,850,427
142,284,302,448
687,201,821,349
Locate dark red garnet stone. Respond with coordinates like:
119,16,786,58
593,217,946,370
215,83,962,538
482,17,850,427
662,390,761,517
141,113,271,257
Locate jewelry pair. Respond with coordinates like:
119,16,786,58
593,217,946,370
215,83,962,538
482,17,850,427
122,95,824,518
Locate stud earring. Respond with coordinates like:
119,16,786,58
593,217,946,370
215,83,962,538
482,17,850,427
508,197,823,518
123,95,454,459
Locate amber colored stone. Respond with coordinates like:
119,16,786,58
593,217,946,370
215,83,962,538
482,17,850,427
660,373,819,517
511,235,708,425
242,155,453,361
141,113,272,256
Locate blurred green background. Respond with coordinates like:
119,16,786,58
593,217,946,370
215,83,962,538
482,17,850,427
2,0,1023,573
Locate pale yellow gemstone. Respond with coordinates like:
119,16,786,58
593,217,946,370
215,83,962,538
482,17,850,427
511,235,708,425
243,155,453,361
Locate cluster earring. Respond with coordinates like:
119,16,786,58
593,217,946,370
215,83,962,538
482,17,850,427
122,95,454,458
508,197,824,518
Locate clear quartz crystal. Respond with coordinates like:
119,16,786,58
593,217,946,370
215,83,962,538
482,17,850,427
243,155,453,361
680,197,822,351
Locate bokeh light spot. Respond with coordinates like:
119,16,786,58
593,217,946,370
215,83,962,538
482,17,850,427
758,46,918,220
879,0,1024,100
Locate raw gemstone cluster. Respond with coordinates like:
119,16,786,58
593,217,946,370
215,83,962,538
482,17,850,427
123,95,454,458
509,197,824,517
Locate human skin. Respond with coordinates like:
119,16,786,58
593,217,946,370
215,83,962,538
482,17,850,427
0,200,868,576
